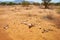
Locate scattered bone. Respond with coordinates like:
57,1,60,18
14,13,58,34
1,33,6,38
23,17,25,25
42,30,48,33
21,21,34,29
42,29,53,33
3,25,9,30
27,23,34,29
43,29,48,33
21,21,27,25
47,29,53,31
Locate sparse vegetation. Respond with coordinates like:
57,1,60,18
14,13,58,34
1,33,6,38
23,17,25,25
43,14,54,20
0,2,22,5
0,2,17,5
0,2,7,5
32,2,40,6
55,2,60,6
7,2,16,5
0,0,60,40
49,2,60,6
21,1,31,7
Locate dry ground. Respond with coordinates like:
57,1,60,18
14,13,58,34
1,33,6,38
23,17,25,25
0,5,60,40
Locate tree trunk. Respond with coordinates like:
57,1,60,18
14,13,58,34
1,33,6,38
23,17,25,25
44,2,48,8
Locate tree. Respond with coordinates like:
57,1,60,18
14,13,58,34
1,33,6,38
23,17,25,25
42,0,51,8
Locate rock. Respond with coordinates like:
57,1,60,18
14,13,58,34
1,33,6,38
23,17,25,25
39,28,41,29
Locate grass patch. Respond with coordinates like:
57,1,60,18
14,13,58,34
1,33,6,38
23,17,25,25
43,14,54,20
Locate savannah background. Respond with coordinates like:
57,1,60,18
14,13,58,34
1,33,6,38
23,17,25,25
0,0,60,40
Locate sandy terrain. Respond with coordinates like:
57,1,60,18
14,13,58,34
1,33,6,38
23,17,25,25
0,5,60,40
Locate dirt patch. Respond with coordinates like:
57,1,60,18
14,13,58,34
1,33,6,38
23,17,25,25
0,5,60,40
0,29,13,40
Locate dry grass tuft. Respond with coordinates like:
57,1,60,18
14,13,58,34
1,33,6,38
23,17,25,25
43,14,54,20
53,16,60,29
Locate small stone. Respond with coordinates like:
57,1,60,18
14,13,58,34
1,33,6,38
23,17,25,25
42,32,44,33
39,28,41,29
